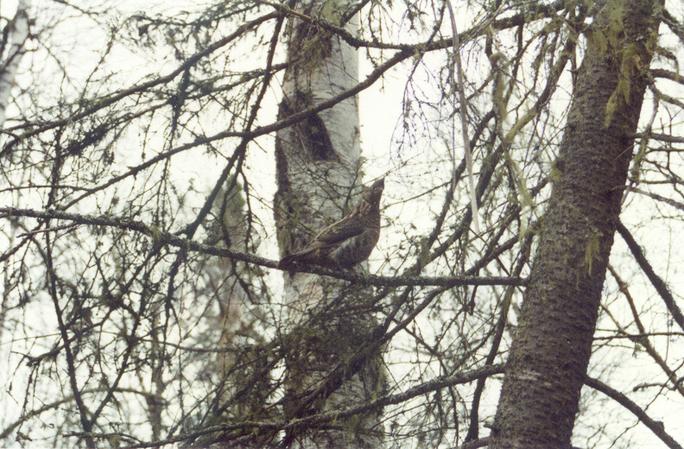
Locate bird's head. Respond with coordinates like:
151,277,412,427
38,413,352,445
363,177,385,205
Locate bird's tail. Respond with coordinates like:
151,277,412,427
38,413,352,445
278,248,312,270
278,254,297,269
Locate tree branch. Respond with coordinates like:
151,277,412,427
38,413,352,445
586,376,683,449
0,207,526,287
616,221,684,333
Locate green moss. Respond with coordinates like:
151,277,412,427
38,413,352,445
630,133,649,182
320,0,345,24
149,225,162,243
550,159,563,183
586,28,608,56
583,231,601,274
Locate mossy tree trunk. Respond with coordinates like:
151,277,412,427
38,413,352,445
491,1,663,448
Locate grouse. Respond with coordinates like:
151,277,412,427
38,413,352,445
279,178,384,270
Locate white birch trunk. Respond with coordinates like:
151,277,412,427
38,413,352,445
207,181,251,376
0,0,29,346
274,2,384,448
0,0,30,129
199,180,271,448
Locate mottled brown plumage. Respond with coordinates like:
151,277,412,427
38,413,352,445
279,178,384,270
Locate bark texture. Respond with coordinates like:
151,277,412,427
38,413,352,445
0,0,30,130
274,2,384,448
211,181,269,423
491,1,662,448
194,180,270,448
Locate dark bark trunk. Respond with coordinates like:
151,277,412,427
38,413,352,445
491,1,663,448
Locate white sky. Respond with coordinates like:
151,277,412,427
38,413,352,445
1,1,683,448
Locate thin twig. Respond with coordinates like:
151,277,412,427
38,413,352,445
446,0,480,233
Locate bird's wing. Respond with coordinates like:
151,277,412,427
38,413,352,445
314,215,365,245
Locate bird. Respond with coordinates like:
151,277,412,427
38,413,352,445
279,178,384,270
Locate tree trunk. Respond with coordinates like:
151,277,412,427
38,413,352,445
0,0,30,131
210,180,269,418
193,179,270,449
274,2,384,448
491,1,663,448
